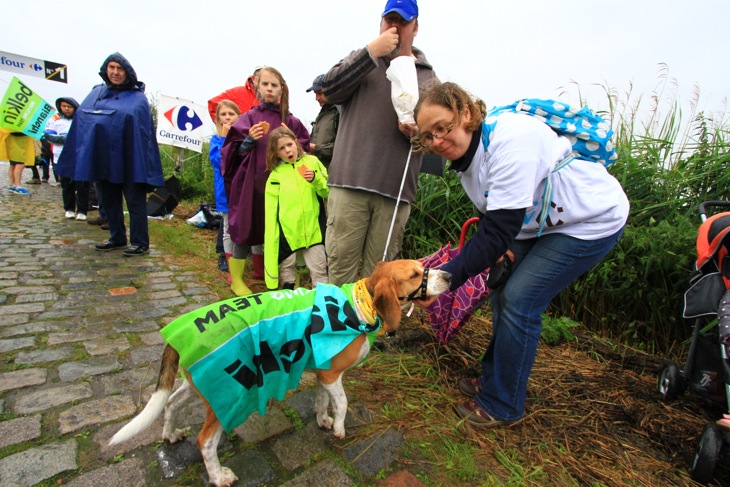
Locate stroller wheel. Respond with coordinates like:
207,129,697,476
657,364,686,401
690,423,724,484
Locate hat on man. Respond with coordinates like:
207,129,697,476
382,0,418,21
306,74,325,93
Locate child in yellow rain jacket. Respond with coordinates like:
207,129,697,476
263,127,329,290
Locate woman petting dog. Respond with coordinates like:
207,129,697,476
412,82,629,428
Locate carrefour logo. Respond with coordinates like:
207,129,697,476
0,57,42,72
164,105,203,132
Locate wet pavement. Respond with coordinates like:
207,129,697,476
0,162,421,487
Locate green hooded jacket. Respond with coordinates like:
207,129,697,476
264,154,329,289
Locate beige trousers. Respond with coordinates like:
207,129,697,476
325,187,410,286
279,244,328,287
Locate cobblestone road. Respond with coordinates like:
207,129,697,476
0,162,420,487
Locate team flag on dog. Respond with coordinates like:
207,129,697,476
0,76,56,139
160,283,379,431
156,94,211,153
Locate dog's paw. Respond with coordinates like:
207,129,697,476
213,467,238,487
163,427,189,444
333,426,346,439
316,414,333,431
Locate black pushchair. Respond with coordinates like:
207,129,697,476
657,201,730,483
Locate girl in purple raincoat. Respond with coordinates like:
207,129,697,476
220,66,310,296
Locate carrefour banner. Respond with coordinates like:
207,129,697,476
0,51,68,84
0,76,56,139
156,94,210,153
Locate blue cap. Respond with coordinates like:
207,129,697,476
382,0,418,21
306,74,325,93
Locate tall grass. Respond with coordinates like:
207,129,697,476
403,72,730,356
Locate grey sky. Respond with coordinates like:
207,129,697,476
3,0,728,133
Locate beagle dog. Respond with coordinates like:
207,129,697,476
108,259,450,487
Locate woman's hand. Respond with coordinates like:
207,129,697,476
220,123,232,137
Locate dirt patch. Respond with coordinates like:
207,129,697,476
351,314,730,486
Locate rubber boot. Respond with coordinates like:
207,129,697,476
225,253,232,284
252,253,265,280
228,257,252,296
217,253,228,272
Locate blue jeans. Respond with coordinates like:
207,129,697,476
97,180,150,247
474,227,625,421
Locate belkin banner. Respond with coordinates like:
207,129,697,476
0,76,56,139
156,94,209,153
0,50,68,84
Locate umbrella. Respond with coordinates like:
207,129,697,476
419,217,491,344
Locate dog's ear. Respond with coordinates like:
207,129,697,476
372,276,401,332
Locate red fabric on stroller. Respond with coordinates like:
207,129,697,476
696,211,730,289
685,210,730,319
419,218,490,344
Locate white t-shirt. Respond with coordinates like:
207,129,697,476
458,112,629,240
46,117,73,162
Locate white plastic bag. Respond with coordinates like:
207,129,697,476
186,210,207,228
385,56,419,124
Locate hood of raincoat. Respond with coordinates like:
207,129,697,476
98,52,145,92
55,97,79,119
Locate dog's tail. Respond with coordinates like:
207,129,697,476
108,344,179,446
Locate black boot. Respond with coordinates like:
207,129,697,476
218,253,228,272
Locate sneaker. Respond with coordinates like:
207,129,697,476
458,378,484,398
75,213,87,221
123,245,150,257
7,185,17,192
50,181,61,187
455,400,506,428
65,211,76,219
41,179,49,184
26,179,41,185
13,187,30,195
87,216,107,226
95,240,127,251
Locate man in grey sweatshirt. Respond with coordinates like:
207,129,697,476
321,0,438,285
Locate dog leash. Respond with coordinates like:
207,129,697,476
383,146,413,261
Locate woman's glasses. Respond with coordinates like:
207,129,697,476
411,117,457,149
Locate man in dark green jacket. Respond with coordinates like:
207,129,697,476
306,74,339,168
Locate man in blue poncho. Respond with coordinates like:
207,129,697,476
57,52,164,256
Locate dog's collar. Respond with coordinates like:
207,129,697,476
400,267,430,302
353,279,383,333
